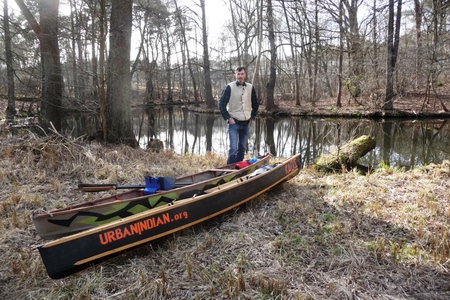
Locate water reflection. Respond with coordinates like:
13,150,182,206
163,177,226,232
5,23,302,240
63,107,450,169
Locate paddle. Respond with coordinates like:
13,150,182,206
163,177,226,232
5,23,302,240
77,183,145,192
78,176,178,192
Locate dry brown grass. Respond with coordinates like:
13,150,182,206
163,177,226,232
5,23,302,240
1,133,450,299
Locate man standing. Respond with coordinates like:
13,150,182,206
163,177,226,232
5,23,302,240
219,66,259,164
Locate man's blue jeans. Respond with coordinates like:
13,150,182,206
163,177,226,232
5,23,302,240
227,122,249,164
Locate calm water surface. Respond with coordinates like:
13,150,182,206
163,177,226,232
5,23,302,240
63,106,450,169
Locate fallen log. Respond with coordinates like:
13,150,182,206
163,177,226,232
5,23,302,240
314,135,376,172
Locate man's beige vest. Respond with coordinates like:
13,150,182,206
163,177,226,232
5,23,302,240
227,82,253,121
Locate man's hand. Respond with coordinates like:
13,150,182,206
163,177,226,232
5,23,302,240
228,118,235,124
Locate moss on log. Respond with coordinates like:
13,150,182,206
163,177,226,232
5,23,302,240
314,135,376,172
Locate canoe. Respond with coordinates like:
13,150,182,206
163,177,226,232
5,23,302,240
37,153,301,279
32,154,270,240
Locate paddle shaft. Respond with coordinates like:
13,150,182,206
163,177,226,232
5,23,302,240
77,183,145,192
77,182,188,192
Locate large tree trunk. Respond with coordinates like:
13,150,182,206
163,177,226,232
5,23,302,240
314,135,376,172
40,0,63,132
345,0,363,99
105,0,137,146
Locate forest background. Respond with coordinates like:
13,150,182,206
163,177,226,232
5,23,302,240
2,0,450,146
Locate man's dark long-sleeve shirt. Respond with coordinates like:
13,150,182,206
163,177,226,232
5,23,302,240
218,81,259,121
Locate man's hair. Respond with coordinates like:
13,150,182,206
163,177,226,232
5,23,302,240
235,66,246,73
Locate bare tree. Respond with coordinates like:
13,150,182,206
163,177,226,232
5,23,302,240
4,0,16,119
252,0,263,101
414,0,423,89
227,0,258,67
371,0,380,90
384,0,402,110
134,0,168,104
98,0,107,139
15,0,63,132
265,0,276,111
162,26,173,102
67,0,88,103
88,0,99,98
281,0,301,106
199,0,214,108
174,0,199,104
421,0,449,112
336,0,344,107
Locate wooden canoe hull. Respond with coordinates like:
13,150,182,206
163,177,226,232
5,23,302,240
38,154,301,279
32,155,270,240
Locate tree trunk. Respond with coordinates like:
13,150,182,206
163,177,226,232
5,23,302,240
145,61,156,103
39,0,63,132
69,0,79,101
345,0,363,99
384,0,402,110
106,0,137,146
384,0,395,110
265,0,276,111
414,0,423,89
162,27,173,102
372,0,379,89
4,0,16,119
98,0,107,140
90,0,99,98
312,0,319,104
200,0,214,108
314,135,376,172
336,0,344,108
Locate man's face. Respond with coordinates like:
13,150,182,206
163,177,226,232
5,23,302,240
235,70,246,84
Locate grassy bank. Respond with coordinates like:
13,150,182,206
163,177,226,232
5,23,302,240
1,134,449,299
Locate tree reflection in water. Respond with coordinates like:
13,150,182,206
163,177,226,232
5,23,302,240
63,107,450,169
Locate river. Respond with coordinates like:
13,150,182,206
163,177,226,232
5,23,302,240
63,106,450,169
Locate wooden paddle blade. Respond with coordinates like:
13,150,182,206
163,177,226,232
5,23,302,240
77,183,118,192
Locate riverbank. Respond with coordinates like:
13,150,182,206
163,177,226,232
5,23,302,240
2,91,450,123
190,93,450,119
1,134,449,298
